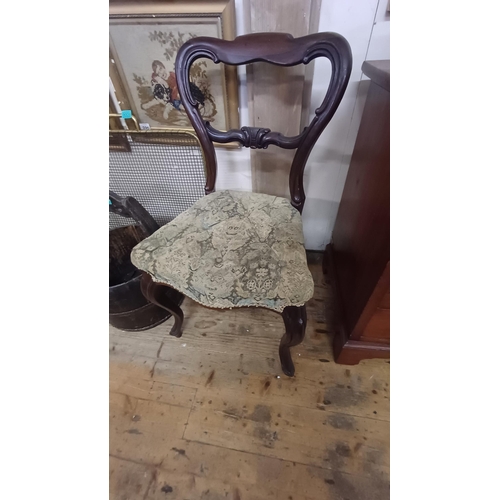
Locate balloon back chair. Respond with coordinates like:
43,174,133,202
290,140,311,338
131,32,352,376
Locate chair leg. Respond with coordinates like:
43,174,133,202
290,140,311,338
279,305,307,377
140,272,184,338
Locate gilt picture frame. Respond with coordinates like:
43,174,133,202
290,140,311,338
109,1,239,143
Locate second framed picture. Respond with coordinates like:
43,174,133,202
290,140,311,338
109,0,238,136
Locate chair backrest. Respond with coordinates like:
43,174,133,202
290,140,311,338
176,32,352,213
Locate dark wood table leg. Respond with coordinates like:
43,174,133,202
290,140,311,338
140,273,184,338
279,305,307,377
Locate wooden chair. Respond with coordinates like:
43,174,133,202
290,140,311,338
131,32,352,376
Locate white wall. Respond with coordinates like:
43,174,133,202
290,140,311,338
365,0,390,62
302,0,390,249
215,0,390,250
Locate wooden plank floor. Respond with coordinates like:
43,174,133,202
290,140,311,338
110,259,390,500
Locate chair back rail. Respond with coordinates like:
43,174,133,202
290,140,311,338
176,32,352,212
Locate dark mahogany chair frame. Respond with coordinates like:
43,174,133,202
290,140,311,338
140,32,352,376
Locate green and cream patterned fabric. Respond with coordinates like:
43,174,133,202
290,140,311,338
131,190,314,312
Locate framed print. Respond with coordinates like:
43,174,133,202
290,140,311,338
109,1,238,136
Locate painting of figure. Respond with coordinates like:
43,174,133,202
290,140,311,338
110,19,227,129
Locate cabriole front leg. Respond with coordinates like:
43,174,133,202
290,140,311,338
279,305,307,377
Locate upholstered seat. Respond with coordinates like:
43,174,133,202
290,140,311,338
131,190,314,312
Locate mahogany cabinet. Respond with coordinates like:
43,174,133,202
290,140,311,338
323,60,390,364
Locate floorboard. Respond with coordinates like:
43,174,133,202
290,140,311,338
110,261,390,499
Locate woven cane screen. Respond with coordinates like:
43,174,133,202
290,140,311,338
109,131,206,229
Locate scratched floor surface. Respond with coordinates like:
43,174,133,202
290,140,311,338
109,260,390,500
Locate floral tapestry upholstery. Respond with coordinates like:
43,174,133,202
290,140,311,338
131,190,314,312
